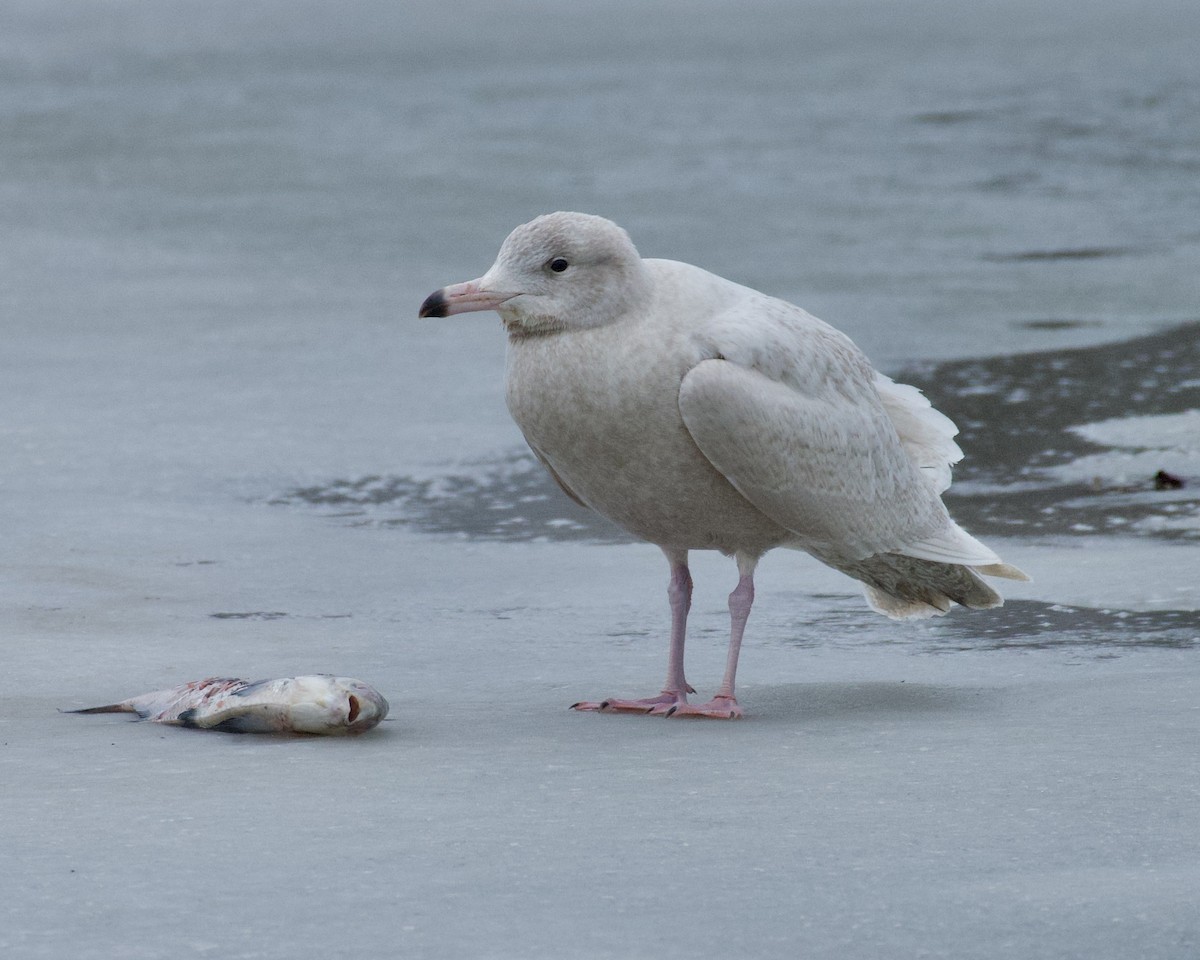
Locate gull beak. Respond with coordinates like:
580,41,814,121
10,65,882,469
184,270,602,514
418,279,519,318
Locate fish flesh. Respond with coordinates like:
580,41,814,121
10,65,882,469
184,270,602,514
63,675,389,735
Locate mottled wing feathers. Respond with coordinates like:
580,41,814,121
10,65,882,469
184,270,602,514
679,358,946,560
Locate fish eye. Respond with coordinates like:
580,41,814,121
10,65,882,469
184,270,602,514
548,257,570,273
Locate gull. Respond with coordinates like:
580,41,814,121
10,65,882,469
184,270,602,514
419,212,1026,718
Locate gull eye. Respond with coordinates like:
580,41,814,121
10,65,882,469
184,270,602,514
548,257,569,273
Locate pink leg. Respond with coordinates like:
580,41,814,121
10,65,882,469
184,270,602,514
668,554,757,720
572,549,695,716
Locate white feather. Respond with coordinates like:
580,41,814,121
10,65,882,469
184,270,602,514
873,373,963,494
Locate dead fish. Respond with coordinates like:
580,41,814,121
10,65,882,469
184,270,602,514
63,675,388,735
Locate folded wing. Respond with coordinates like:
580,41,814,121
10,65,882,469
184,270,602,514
678,356,1009,571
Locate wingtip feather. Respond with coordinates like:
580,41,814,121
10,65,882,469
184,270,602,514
973,562,1031,582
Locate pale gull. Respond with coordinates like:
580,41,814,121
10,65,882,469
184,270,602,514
419,212,1027,719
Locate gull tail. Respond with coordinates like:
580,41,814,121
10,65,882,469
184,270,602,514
849,517,1030,618
851,552,1028,621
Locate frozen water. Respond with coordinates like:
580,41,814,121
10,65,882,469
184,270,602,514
1071,410,1200,452
3,1,1200,958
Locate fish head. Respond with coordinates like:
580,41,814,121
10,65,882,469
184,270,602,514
338,679,390,734
287,676,390,735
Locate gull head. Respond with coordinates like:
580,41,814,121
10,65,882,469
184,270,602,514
419,211,651,337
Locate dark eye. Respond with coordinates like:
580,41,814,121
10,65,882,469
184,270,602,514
548,257,569,273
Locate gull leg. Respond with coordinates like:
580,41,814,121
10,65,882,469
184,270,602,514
668,553,757,719
571,549,694,716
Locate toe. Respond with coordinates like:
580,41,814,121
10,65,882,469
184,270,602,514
570,692,688,716
666,696,744,720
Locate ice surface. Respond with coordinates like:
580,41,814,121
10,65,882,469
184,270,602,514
1071,410,1200,452
1051,412,1200,498
3,1,1200,957
4,527,1200,960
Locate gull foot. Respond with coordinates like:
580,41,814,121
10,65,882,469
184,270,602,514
665,695,744,720
570,691,688,716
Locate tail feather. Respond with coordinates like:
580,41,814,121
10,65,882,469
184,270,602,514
862,585,952,620
974,562,1030,582
845,552,1008,621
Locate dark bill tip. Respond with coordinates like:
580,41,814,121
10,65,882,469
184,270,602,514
418,289,447,318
